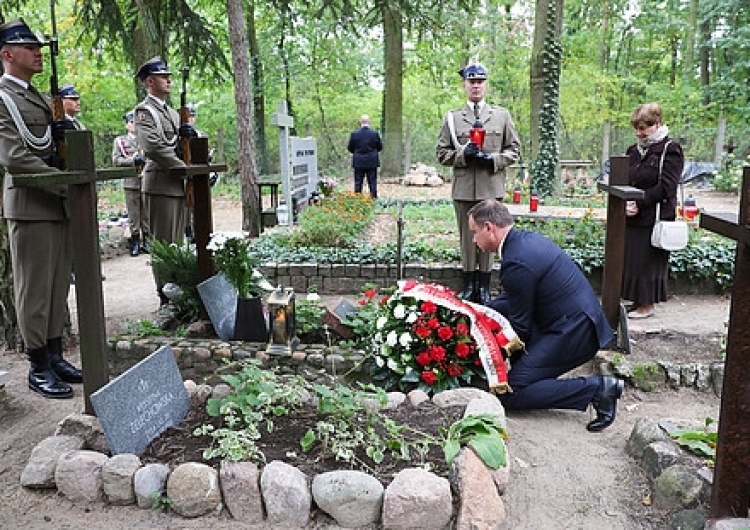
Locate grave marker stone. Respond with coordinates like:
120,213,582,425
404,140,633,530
699,165,750,518
90,346,190,455
196,273,238,341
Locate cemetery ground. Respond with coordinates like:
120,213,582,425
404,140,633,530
0,179,737,529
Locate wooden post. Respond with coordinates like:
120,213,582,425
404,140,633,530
596,156,644,341
700,166,750,518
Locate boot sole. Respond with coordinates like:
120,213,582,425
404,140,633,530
28,383,74,399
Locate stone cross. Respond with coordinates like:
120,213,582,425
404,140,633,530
699,165,750,518
11,131,134,414
596,156,644,351
270,99,295,226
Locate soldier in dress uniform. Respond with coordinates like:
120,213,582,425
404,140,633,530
133,57,196,306
0,18,82,399
59,83,84,130
436,62,521,305
112,110,148,256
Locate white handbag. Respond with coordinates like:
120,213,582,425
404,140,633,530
650,141,688,251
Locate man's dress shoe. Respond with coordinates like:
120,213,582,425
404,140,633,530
587,376,624,432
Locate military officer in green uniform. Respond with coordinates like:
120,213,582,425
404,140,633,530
436,62,521,305
112,110,148,256
0,18,82,399
133,57,195,306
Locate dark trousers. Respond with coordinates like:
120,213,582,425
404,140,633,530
354,167,378,199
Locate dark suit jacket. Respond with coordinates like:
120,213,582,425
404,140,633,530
488,228,613,350
347,126,382,169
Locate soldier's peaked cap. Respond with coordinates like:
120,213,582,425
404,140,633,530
459,62,488,80
135,57,171,81
123,110,135,122
58,84,80,99
0,18,45,47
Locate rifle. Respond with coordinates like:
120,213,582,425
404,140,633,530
179,67,192,165
48,0,67,169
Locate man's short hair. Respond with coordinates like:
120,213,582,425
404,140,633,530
468,199,513,228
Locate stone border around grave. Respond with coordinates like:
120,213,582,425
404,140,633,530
20,387,511,528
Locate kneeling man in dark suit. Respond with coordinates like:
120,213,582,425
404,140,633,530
467,199,624,432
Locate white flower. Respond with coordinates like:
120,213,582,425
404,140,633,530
374,331,383,343
406,312,418,324
386,331,398,346
306,293,321,301
399,332,413,347
376,316,388,330
393,304,406,319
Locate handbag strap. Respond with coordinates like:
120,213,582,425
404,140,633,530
654,140,672,221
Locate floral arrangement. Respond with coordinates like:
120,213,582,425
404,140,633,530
357,282,517,395
317,176,339,197
207,232,265,298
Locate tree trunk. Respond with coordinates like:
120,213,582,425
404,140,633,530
381,2,404,179
683,0,698,83
226,0,261,237
247,0,268,175
529,0,564,197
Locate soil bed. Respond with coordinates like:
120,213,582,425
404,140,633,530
141,398,465,483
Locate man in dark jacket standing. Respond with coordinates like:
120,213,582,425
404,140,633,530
467,199,623,432
347,115,382,199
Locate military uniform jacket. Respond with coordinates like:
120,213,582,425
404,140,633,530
0,76,66,221
134,96,185,197
112,133,142,190
436,103,521,201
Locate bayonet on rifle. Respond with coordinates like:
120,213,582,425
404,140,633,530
49,0,66,168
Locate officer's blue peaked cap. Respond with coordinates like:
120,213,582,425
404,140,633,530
135,57,171,81
0,18,45,47
58,84,80,99
459,63,488,80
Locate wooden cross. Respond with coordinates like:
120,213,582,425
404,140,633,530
170,136,227,319
270,99,295,226
699,165,750,518
597,156,644,352
11,131,135,414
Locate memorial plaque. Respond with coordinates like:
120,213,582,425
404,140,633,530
332,299,358,321
321,298,358,339
90,346,190,455
197,273,237,341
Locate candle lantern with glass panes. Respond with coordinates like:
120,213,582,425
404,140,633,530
265,286,299,354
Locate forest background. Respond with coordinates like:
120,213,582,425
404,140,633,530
2,0,749,193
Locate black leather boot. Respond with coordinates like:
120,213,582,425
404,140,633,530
130,231,141,257
476,272,492,305
27,346,73,399
459,271,476,301
48,337,83,384
140,232,150,254
587,376,625,432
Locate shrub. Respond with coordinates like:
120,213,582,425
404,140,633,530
284,192,375,248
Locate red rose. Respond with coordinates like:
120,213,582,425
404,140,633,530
380,296,389,306
416,351,431,367
429,345,446,362
420,301,438,315
455,342,470,358
364,289,377,298
456,322,469,336
437,326,453,341
415,325,431,339
427,317,440,329
421,371,437,385
447,364,463,376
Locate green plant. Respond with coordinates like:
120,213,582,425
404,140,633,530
207,232,262,298
151,492,171,510
443,414,508,469
666,417,717,462
124,318,165,337
147,239,200,320
296,291,327,336
284,192,375,248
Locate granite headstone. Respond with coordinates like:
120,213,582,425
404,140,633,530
90,346,190,455
197,273,237,341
